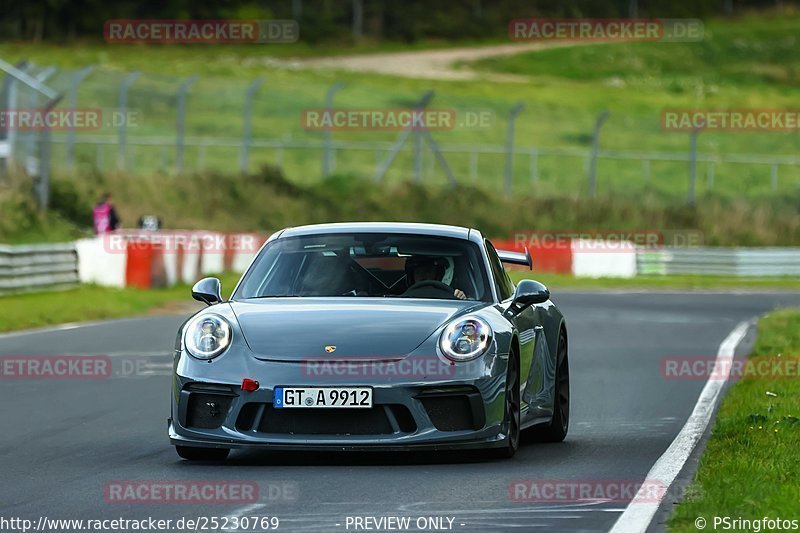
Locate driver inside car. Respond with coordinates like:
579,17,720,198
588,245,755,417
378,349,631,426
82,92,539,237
402,256,467,300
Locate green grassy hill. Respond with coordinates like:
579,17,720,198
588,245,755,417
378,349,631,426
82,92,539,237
1,13,799,243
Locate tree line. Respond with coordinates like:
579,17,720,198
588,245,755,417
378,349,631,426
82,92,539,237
0,0,789,43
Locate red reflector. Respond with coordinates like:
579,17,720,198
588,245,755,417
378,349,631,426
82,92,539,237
241,378,259,391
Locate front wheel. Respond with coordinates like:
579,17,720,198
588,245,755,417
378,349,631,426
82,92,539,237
528,330,569,442
175,445,230,461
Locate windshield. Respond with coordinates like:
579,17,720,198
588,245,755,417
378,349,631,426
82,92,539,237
234,233,492,302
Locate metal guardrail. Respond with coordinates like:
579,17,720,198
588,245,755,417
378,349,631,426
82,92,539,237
0,243,79,294
637,248,800,277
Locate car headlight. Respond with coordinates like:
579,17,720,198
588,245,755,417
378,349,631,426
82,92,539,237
439,317,492,361
184,314,231,360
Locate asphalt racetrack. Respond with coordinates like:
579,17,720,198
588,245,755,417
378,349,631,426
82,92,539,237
2,291,799,532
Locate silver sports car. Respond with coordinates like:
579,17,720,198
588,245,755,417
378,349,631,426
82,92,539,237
168,222,569,460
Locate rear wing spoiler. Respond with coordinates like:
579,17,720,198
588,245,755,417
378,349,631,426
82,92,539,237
497,248,532,270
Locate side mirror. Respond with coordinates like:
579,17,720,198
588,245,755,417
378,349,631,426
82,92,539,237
192,277,222,306
506,279,550,316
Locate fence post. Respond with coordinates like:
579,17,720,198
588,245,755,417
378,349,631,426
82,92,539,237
26,67,57,171
504,102,524,198
587,110,609,197
413,119,423,182
117,71,141,171
322,81,344,177
65,65,94,169
688,126,703,205
530,149,538,187
36,92,64,211
175,75,198,174
372,90,434,182
0,60,29,169
239,77,264,173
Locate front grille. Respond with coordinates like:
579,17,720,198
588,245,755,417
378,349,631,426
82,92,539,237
258,405,392,435
235,403,415,435
186,393,234,429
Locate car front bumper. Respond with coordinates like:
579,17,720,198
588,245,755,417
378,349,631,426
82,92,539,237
169,349,510,451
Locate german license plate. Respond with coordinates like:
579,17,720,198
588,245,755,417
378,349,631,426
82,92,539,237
273,387,373,409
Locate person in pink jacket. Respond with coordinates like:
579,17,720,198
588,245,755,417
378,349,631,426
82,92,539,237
92,192,121,234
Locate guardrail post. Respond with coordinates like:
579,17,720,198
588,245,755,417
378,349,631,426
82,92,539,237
322,81,344,177
504,102,524,198
117,71,141,171
587,110,609,198
175,75,198,174
65,66,94,169
239,77,264,173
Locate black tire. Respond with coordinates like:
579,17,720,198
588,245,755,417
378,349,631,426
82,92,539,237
492,349,521,459
529,330,569,442
175,445,230,461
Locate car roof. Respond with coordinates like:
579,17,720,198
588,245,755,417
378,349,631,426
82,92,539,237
277,222,477,241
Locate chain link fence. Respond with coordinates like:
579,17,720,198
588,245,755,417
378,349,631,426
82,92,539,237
3,60,800,210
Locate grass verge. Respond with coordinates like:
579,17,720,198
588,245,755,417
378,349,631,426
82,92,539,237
0,272,241,334
669,309,800,530
507,272,800,291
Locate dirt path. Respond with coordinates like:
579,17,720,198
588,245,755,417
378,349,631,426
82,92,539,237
288,42,574,81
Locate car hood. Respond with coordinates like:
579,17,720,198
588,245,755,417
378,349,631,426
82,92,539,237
229,297,485,361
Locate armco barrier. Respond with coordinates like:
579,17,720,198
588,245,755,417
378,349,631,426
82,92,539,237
492,237,637,277
75,237,127,287
571,239,637,278
637,247,800,277
0,243,80,294
4,235,798,295
119,231,265,289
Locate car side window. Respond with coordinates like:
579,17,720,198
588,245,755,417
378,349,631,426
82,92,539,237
485,240,514,301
